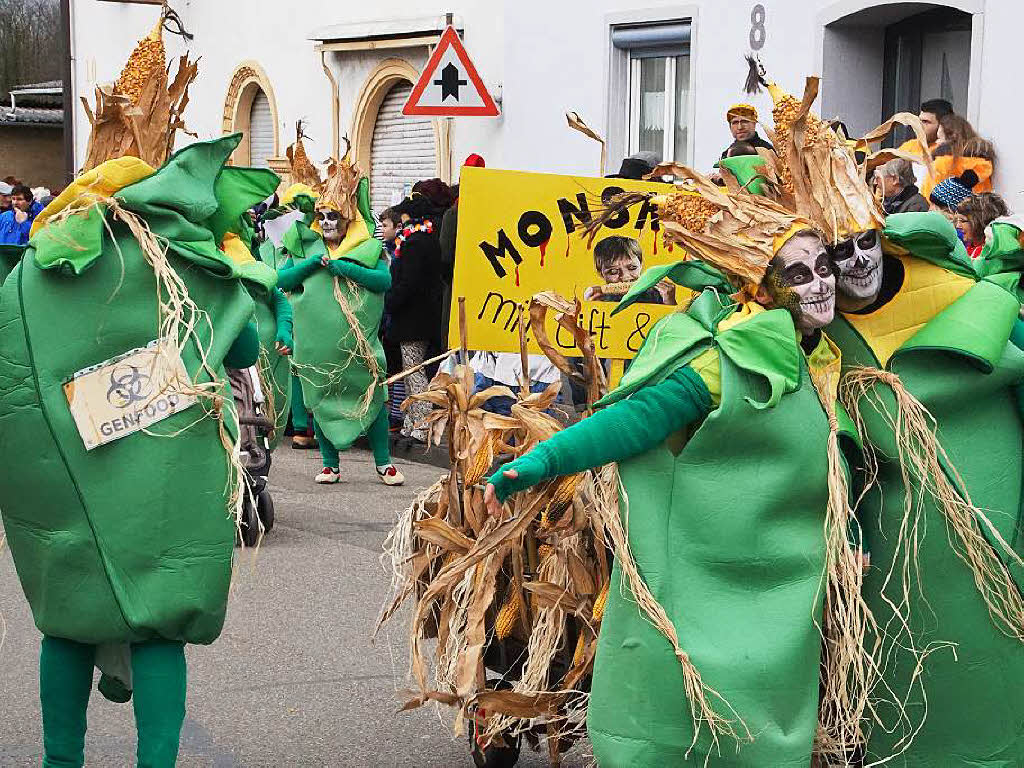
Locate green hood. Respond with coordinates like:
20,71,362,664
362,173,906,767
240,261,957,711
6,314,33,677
30,134,279,292
883,211,974,277
718,154,770,196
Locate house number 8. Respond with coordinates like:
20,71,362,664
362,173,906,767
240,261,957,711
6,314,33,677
750,4,767,50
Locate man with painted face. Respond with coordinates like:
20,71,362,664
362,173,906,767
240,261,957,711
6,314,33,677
755,65,1024,767
277,150,404,486
483,172,872,768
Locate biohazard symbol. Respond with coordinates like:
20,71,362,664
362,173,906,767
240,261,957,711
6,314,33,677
106,364,151,408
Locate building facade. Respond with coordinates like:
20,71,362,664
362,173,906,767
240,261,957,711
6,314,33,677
69,0,1020,205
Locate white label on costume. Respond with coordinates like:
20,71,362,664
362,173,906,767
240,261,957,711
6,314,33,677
63,340,198,450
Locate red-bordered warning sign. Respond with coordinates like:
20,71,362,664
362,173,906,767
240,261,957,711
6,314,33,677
403,26,500,117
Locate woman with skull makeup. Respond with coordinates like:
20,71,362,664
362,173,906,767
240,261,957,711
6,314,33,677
481,172,874,768
276,151,404,486
757,65,1024,768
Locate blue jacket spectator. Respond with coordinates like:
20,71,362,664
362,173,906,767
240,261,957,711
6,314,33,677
0,185,43,245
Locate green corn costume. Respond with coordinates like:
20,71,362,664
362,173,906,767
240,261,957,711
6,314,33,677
277,171,391,472
825,212,1024,766
0,134,279,767
491,250,864,765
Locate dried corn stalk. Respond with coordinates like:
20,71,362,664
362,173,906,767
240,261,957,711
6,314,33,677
80,15,198,172
286,120,323,189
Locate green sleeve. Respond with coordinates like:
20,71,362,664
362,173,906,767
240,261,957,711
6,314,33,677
327,257,391,293
1011,320,1024,419
224,322,260,369
488,365,712,502
276,256,320,291
272,288,293,348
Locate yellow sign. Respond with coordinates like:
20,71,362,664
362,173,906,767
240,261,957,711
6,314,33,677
450,167,683,359
64,341,198,450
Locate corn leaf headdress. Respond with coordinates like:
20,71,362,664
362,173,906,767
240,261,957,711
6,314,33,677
594,166,815,305
742,57,885,244
316,136,360,223
286,121,323,190
80,8,198,172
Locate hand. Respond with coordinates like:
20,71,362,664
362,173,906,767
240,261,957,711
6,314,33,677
275,340,292,356
14,208,27,223
583,286,601,301
484,469,518,518
320,255,330,267
656,279,677,305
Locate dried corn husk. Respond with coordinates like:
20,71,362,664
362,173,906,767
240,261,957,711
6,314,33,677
286,120,323,189
80,17,197,171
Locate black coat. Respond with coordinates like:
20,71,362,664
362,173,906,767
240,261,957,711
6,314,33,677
386,227,444,344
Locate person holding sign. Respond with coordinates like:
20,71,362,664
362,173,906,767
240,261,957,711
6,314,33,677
277,149,404,486
484,173,872,767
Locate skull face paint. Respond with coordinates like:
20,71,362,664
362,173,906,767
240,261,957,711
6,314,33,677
829,229,883,307
317,208,344,245
769,232,836,335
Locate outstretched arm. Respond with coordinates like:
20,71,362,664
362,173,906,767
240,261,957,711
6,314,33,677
325,257,392,293
271,288,294,352
485,365,712,509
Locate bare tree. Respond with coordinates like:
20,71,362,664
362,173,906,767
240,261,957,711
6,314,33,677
0,0,63,94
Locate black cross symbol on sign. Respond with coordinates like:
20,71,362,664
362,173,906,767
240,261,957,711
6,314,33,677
434,62,468,101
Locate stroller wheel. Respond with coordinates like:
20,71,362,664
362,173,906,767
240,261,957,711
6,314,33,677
257,488,275,532
238,493,261,548
468,682,521,768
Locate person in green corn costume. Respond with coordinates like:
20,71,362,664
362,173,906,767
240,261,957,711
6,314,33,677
0,131,280,767
262,182,320,449
230,206,294,450
277,152,404,486
752,64,1024,765
484,171,875,767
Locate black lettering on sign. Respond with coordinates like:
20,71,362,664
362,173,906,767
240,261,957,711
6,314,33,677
478,291,521,332
635,197,661,232
555,319,578,350
750,4,766,50
518,210,553,248
627,311,653,353
557,193,591,234
479,229,523,278
586,307,612,351
601,186,628,229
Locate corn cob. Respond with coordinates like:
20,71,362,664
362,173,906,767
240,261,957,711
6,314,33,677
495,580,524,639
571,632,586,667
115,22,166,105
767,83,828,194
537,544,553,562
592,582,609,622
463,432,497,486
541,474,584,528
660,193,721,232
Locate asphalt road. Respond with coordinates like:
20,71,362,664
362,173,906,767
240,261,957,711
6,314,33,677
0,445,589,767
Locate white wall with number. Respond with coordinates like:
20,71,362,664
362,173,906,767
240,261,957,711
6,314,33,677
70,0,1024,203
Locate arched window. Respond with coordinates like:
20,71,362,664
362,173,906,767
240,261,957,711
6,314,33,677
368,80,437,212
248,89,274,168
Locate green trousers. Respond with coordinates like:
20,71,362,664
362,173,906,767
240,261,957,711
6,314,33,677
315,406,391,468
290,374,310,432
40,636,186,768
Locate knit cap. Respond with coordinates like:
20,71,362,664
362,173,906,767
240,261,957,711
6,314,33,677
929,169,979,211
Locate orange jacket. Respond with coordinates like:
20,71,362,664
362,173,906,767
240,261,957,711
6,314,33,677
921,155,994,199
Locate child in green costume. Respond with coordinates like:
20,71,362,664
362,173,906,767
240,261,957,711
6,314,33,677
750,64,1024,766
484,173,873,767
277,154,404,486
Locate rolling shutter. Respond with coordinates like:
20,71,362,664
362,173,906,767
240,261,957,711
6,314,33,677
370,81,437,214
248,91,274,168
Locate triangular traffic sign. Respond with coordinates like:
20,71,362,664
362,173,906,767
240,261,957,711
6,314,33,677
403,26,500,117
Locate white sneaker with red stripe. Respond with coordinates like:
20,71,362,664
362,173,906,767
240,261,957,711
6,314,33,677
376,464,405,486
315,467,340,484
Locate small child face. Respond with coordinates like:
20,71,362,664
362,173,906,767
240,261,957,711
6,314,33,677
381,217,398,243
600,254,643,284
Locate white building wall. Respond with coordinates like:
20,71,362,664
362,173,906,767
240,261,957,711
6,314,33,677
70,0,1023,203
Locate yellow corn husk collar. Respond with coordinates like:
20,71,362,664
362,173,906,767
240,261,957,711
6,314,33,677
286,120,323,190
645,165,816,289
80,13,198,172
